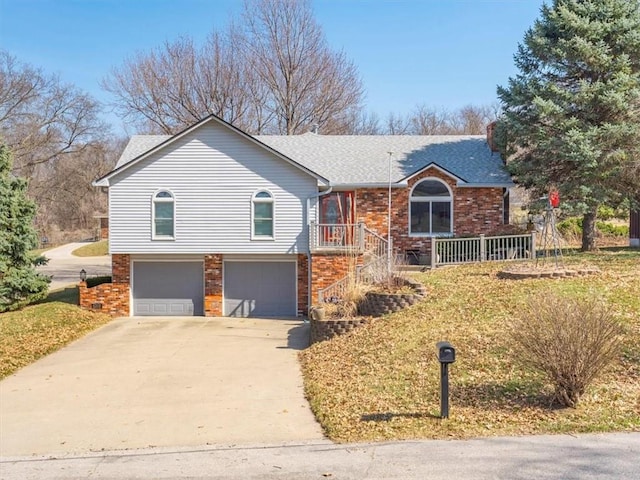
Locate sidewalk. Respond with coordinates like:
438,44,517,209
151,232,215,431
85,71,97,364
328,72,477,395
2,433,639,479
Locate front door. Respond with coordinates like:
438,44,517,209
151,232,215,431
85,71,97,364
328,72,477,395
319,192,355,246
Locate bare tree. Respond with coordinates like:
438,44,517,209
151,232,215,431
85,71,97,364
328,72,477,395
385,112,412,135
239,0,363,134
450,104,498,134
0,51,107,176
409,105,454,135
0,51,114,239
103,36,250,134
103,0,364,135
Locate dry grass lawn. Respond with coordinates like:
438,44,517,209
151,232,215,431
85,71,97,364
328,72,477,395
72,240,109,257
300,248,640,442
0,287,111,379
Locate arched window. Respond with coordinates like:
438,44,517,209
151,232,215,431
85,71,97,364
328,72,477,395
152,190,174,239
252,190,274,239
409,179,452,235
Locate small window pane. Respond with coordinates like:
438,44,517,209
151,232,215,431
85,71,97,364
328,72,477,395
254,202,272,218
155,202,173,219
254,219,273,236
156,191,173,199
412,180,450,197
255,191,272,199
411,202,431,233
431,202,451,233
155,219,174,236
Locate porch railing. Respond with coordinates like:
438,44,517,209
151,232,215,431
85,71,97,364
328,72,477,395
310,222,389,255
432,233,536,267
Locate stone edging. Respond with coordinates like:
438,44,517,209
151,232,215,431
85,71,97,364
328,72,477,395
309,279,427,344
497,267,600,280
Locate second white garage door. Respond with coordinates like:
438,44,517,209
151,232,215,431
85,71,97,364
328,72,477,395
224,261,296,317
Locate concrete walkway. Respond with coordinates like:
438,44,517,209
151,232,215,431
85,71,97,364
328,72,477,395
36,242,111,290
2,433,639,479
0,317,325,457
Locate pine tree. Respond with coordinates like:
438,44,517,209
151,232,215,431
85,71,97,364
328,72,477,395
0,144,50,311
496,0,640,251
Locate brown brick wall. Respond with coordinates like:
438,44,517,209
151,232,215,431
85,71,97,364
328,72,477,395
310,253,364,304
356,167,504,257
112,254,130,284
79,282,129,317
297,254,309,315
204,254,223,316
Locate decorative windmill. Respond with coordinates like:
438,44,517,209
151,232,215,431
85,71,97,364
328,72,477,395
538,187,563,268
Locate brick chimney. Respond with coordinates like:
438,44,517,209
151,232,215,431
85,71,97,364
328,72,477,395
486,121,498,152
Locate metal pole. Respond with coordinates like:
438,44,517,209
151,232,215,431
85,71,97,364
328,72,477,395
387,152,393,277
440,362,449,418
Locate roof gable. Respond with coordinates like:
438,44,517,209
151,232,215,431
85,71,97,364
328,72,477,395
94,115,328,187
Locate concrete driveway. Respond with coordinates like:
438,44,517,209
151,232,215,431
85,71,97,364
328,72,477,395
36,242,111,290
0,317,325,457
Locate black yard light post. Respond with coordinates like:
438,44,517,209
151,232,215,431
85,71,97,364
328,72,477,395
79,269,87,282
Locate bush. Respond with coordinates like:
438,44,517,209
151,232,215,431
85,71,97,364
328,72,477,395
86,276,112,288
596,222,629,237
557,217,629,238
509,294,622,408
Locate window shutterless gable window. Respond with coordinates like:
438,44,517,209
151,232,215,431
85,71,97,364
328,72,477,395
252,190,274,239
409,178,453,235
152,190,175,239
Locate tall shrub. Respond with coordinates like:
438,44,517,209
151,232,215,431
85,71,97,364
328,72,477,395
509,294,622,407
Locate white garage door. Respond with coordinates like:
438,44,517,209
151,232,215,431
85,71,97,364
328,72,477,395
224,261,296,317
133,262,204,316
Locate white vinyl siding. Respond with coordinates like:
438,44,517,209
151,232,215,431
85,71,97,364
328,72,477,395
108,122,317,254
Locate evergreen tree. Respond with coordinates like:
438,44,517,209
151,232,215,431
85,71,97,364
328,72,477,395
0,144,50,311
495,0,640,251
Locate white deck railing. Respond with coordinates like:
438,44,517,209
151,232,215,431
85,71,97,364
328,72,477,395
432,233,536,266
310,222,389,254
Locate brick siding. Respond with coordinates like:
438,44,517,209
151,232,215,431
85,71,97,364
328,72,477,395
78,282,129,317
204,254,223,316
297,254,309,315
356,167,504,258
310,253,364,304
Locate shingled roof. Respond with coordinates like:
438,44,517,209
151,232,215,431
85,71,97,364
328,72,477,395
114,131,512,187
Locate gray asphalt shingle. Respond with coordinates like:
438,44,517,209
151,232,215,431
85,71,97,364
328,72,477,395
115,132,512,186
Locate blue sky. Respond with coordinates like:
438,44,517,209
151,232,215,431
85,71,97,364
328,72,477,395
0,0,545,135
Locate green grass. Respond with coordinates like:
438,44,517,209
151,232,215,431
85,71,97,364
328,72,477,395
300,248,640,442
72,240,109,257
0,287,111,379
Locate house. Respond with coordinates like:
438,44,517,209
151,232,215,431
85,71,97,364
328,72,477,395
85,114,513,318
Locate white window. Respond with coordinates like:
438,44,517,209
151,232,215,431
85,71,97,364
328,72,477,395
152,190,174,239
252,190,274,239
409,179,453,235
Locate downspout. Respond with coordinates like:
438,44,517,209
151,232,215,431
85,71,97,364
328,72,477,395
306,185,333,312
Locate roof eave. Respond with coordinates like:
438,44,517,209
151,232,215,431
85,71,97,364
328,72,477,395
456,182,515,188
330,182,408,189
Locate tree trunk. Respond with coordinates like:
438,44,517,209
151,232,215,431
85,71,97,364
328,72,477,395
582,208,598,251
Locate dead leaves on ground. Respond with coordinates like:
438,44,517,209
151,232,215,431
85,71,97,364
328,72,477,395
299,251,640,442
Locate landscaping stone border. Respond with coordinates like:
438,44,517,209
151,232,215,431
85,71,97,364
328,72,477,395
309,279,427,344
359,279,427,317
497,267,600,280
310,317,370,344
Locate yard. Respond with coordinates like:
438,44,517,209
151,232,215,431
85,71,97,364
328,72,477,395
300,248,640,442
0,288,111,379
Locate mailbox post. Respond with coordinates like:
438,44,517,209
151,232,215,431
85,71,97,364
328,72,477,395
436,341,456,419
